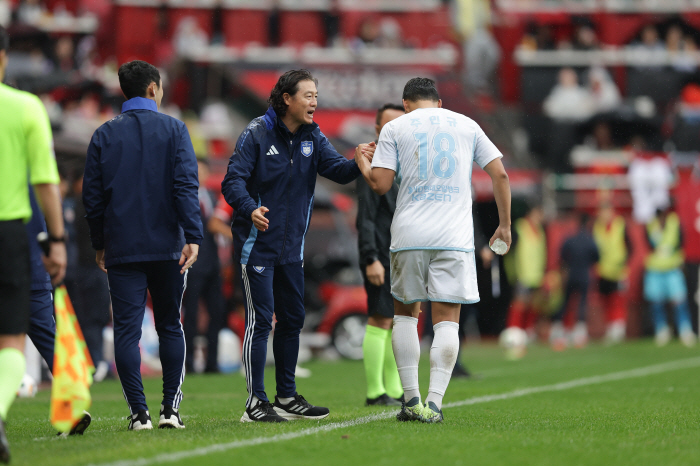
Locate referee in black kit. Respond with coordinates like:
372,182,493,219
82,60,202,431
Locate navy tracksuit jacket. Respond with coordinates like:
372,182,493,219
26,188,56,373
222,106,360,405
83,97,202,414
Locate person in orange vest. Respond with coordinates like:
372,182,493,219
593,202,632,344
501,203,547,359
644,206,696,347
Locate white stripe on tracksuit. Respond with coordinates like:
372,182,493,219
241,265,257,408
173,269,188,409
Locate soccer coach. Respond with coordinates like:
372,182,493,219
83,60,202,431
222,69,374,422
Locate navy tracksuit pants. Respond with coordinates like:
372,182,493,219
107,260,186,414
28,289,56,373
241,261,304,407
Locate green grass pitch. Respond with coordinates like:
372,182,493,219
6,340,700,466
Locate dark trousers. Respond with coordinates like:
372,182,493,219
65,265,110,365
182,260,225,371
553,279,589,323
240,261,304,407
27,289,56,372
107,260,186,414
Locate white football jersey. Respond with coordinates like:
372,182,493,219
371,107,502,252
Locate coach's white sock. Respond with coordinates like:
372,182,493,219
425,321,460,410
392,316,421,403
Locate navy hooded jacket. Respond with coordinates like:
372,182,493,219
221,107,361,267
83,97,203,268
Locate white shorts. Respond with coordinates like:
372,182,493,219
390,249,480,304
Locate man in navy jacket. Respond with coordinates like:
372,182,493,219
222,69,373,422
83,60,202,431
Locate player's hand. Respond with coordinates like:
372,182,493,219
179,243,199,274
366,260,385,286
489,225,512,255
360,142,376,162
95,249,107,274
354,145,370,169
252,206,270,232
43,241,67,286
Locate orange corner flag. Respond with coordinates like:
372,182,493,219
50,285,95,433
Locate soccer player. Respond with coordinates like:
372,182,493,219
354,77,511,423
222,69,372,422
83,60,202,430
0,24,67,461
357,103,405,407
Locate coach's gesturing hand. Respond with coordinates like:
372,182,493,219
179,243,199,274
252,206,270,232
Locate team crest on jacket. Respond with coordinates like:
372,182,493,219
301,141,313,157
253,266,265,273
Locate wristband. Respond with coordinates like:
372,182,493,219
48,234,66,243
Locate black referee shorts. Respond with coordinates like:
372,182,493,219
0,220,31,335
362,264,394,319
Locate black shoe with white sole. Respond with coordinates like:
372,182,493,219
273,394,330,420
366,393,403,407
159,405,185,429
127,409,153,431
57,411,92,437
240,400,287,423
0,417,10,464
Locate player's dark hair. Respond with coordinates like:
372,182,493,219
0,25,9,52
402,77,439,102
375,103,404,126
268,69,318,117
118,60,161,100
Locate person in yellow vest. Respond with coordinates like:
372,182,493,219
644,206,696,347
593,203,632,344
501,204,547,359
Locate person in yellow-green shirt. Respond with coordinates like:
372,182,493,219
0,25,66,463
501,203,547,359
644,206,695,347
593,202,632,344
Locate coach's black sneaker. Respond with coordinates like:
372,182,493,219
159,404,185,429
421,401,444,423
127,409,153,431
241,400,287,423
396,397,424,422
366,393,402,407
0,417,10,464
273,394,330,420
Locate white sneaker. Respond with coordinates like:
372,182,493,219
605,321,626,345
655,327,672,347
549,321,568,351
572,322,588,348
680,329,697,348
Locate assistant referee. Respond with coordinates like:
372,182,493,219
0,25,66,463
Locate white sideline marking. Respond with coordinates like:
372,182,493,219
92,357,700,466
